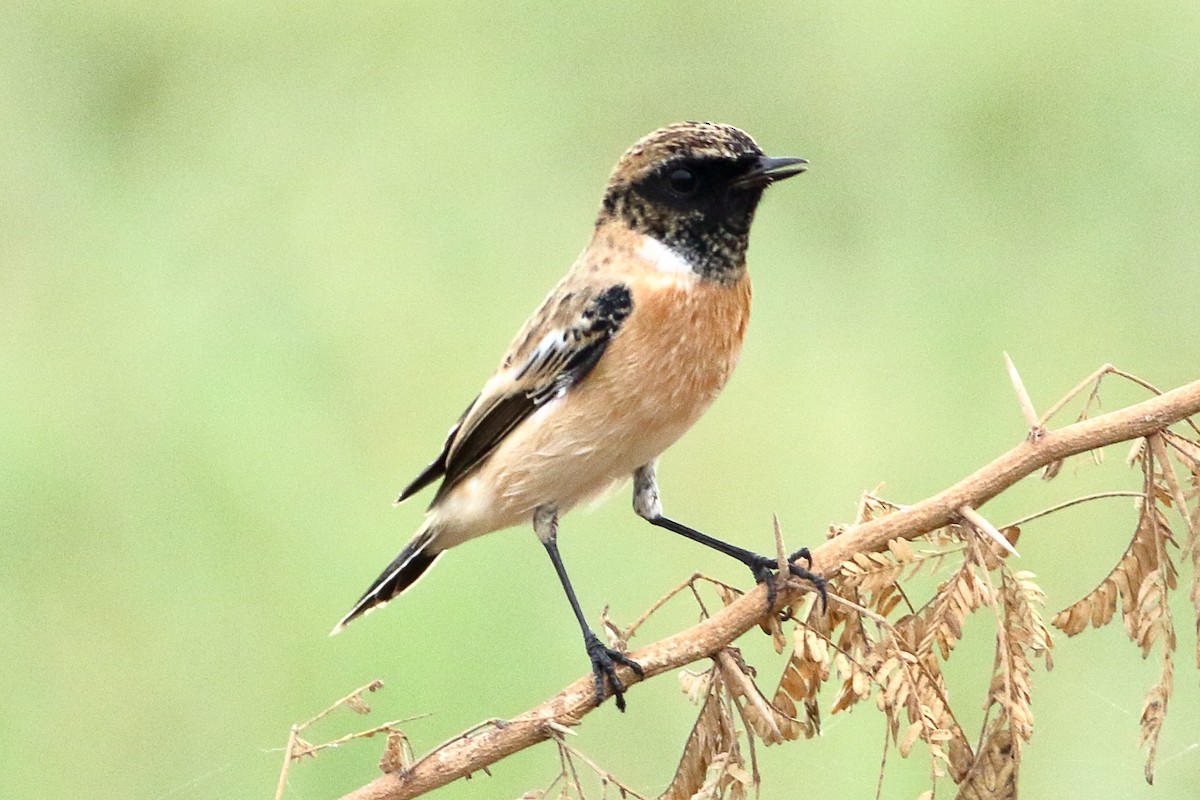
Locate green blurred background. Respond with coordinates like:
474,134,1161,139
3,2,1199,798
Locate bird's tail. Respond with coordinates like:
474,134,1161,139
330,526,442,635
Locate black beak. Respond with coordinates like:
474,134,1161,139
731,155,808,189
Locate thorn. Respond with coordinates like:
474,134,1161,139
959,504,1020,558
1004,352,1042,437
546,720,577,737
772,513,788,575
1126,438,1146,466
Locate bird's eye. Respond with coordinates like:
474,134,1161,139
666,167,699,196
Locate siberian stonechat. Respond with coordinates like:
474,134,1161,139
333,122,823,711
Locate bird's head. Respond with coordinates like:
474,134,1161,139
598,122,806,281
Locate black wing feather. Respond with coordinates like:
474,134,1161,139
397,283,632,506
395,397,475,503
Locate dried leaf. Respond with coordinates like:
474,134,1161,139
852,561,986,782
1041,458,1063,480
856,491,902,524
1193,543,1200,670
600,605,625,651
686,752,741,800
758,611,787,653
984,570,1053,749
378,730,411,773
839,551,906,597
899,720,923,757
889,537,916,562
774,628,828,731
1053,501,1177,644
679,668,713,705
1050,456,1182,785
1165,433,1200,667
660,677,740,800
716,649,803,745
713,584,741,608
914,562,991,662
292,736,317,760
725,760,754,785
955,722,1017,800
830,650,873,714
346,694,372,715
1137,577,1177,785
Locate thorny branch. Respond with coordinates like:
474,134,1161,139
334,375,1200,800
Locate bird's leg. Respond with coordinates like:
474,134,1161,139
632,462,827,610
535,505,644,711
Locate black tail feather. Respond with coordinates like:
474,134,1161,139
331,531,440,634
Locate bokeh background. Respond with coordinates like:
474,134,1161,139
3,2,1199,798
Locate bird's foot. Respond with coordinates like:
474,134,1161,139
584,631,643,712
747,547,828,612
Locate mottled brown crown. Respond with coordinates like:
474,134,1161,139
598,122,797,282
605,122,764,192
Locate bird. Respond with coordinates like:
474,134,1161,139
332,122,825,712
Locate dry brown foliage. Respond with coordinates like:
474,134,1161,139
274,680,421,800
293,367,1200,800
1050,430,1195,784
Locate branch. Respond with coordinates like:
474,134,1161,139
340,377,1200,800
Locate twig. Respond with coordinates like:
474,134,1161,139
1038,365,1200,437
1037,363,1114,428
1001,491,1145,529
875,716,891,800
715,649,783,742
399,719,510,778
825,590,893,629
1163,430,1200,466
304,680,385,730
966,537,1010,747
618,573,741,642
294,720,420,759
558,737,584,796
552,735,651,800
1036,364,1168,428
340,377,1200,800
276,679,391,800
274,725,300,800
1150,433,1197,550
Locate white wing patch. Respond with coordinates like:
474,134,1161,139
529,329,568,364
638,235,696,276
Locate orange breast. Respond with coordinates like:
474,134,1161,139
431,241,753,542
595,270,751,424
516,267,753,496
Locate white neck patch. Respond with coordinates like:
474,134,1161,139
638,235,696,276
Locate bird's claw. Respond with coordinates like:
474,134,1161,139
584,632,643,712
789,546,813,570
749,549,827,612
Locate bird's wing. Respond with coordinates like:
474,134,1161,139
396,281,633,505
